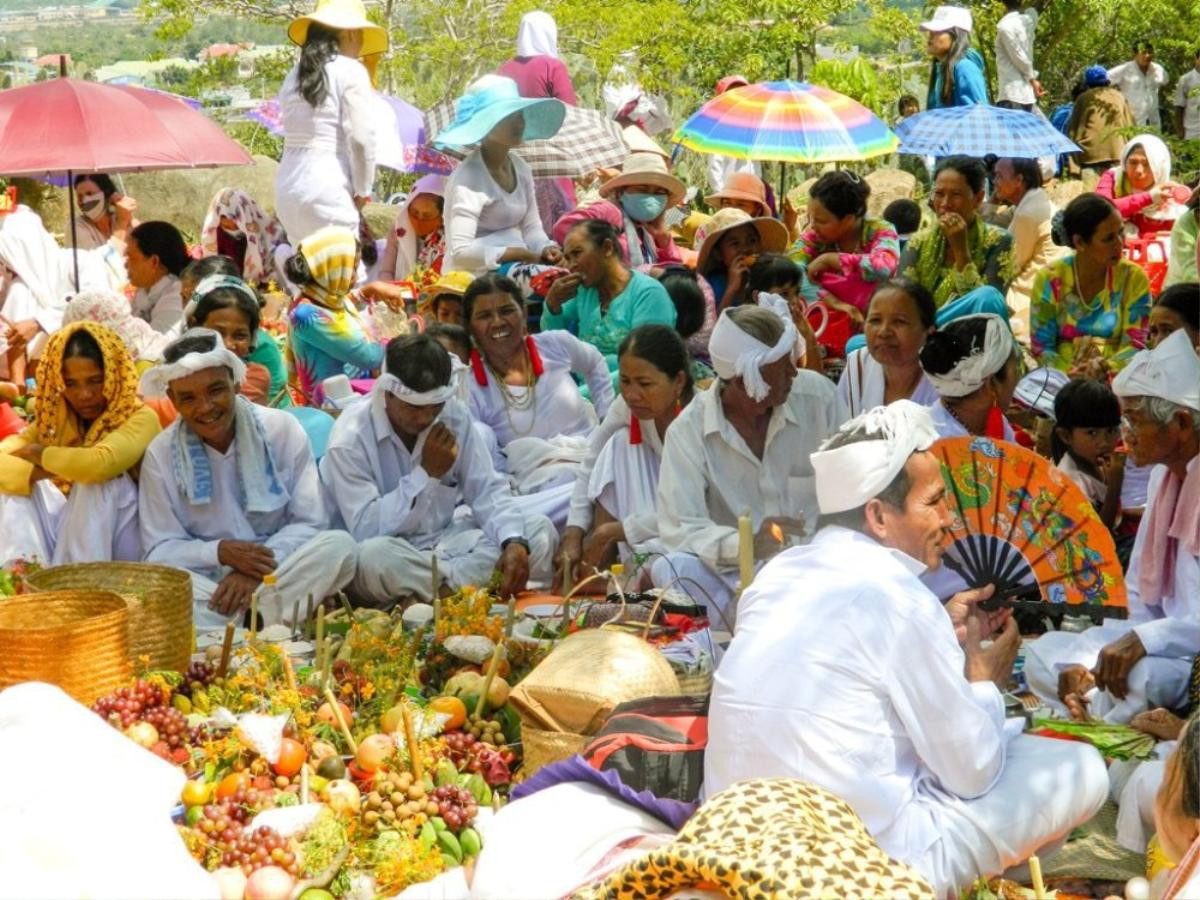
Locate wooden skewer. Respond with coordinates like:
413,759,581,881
290,597,300,636
248,590,258,644
431,554,440,603
315,605,325,673
305,595,315,638
217,621,235,678
475,642,504,719
400,704,424,782
322,685,357,753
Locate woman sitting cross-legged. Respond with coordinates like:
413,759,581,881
0,321,160,563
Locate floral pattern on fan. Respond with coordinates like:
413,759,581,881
934,436,1127,619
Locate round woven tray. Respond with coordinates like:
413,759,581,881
0,590,131,704
25,562,193,673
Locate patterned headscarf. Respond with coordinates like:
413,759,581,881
62,289,172,364
34,321,143,449
572,778,934,899
296,226,358,309
199,188,288,286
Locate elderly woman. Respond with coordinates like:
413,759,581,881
899,155,1015,310
593,151,687,266
276,0,385,241
1096,134,1186,239
542,219,676,378
791,170,900,325
695,207,790,312
200,188,290,289
0,322,160,563
377,174,447,283
651,295,838,626
71,174,138,252
125,221,190,335
921,5,988,109
1031,193,1151,376
286,225,384,404
438,74,565,275
919,313,1020,441
464,273,612,527
838,278,939,422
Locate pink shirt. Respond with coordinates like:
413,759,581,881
496,56,577,104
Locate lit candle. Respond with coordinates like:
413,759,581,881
737,512,754,594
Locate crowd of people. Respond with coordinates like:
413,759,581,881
3,0,1200,895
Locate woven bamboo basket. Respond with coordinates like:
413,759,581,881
25,562,193,673
0,591,131,704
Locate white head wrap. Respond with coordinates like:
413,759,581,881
708,293,799,402
375,356,468,407
922,314,1014,398
139,328,247,397
182,273,260,320
811,400,940,514
516,11,558,58
1112,328,1200,413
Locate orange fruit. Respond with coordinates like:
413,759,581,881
428,696,467,731
273,737,307,778
181,779,212,807
216,771,250,800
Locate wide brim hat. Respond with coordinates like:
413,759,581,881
919,4,973,33
434,74,565,149
288,0,388,58
705,171,769,215
598,151,686,207
621,124,669,160
694,206,789,274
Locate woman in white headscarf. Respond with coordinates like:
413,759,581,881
918,312,1021,441
1096,133,1187,238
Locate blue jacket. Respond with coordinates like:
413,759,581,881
927,48,989,109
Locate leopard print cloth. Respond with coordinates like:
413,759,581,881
571,777,934,899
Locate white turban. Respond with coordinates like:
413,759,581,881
374,356,467,407
923,314,1014,398
139,328,246,397
1112,328,1200,413
708,293,799,402
811,400,940,514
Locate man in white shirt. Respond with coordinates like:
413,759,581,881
1026,330,1200,723
651,297,837,630
1174,48,1200,140
138,330,359,631
994,1,1042,111
1108,41,1169,128
705,401,1108,896
320,334,556,605
991,156,1064,341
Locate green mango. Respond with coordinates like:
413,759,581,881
430,816,448,832
465,773,492,806
434,759,459,788
440,852,459,869
458,827,482,858
419,822,437,851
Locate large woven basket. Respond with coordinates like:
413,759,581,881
0,591,131,704
26,562,193,673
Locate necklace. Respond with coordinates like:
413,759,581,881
487,347,538,436
942,400,976,435
1070,257,1108,315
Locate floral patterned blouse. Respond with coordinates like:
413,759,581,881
898,217,1015,308
789,217,900,311
1030,255,1151,372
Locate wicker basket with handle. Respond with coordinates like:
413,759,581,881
0,591,131,704
25,562,193,673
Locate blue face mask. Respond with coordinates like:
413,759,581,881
620,192,669,223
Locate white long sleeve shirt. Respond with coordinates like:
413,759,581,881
994,9,1039,106
442,150,552,273
1108,60,1168,128
655,371,837,570
130,274,184,336
318,394,524,550
138,407,330,573
706,526,1011,865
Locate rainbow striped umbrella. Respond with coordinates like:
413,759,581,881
672,80,898,163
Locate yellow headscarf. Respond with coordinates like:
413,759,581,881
34,321,143,449
297,225,358,309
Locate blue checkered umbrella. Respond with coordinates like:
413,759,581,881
895,104,1080,158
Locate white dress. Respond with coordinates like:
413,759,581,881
275,55,376,243
836,348,939,424
588,413,665,556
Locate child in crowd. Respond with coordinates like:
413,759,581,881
425,271,473,326
747,253,823,372
883,199,923,255
425,322,471,364
1052,378,1125,532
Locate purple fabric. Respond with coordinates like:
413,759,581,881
509,754,697,830
496,56,578,106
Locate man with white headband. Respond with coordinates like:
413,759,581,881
1025,328,1200,725
138,329,359,630
320,333,556,603
705,400,1107,895
650,295,836,628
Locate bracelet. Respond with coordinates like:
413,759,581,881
501,537,531,554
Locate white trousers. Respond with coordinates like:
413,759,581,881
354,514,557,605
914,735,1109,897
0,475,140,564
650,552,740,635
1111,754,1170,852
1024,625,1192,723
189,530,359,631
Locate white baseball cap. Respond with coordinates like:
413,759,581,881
919,5,973,33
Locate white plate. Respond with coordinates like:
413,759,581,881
195,628,248,649
520,604,562,619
